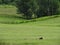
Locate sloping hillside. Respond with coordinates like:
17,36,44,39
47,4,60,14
28,15,60,27
0,15,60,45
0,5,60,45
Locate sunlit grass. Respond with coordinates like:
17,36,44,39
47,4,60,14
0,5,60,45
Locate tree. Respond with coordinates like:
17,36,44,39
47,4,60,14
36,0,59,17
0,0,16,4
48,0,59,15
16,0,59,19
0,0,2,4
16,0,38,19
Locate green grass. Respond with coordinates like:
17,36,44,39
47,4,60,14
0,22,60,45
0,5,16,15
0,5,60,45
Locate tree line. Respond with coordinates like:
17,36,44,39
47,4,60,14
16,0,60,19
0,0,60,19
0,0,16,4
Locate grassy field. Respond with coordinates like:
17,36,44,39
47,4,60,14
0,5,60,45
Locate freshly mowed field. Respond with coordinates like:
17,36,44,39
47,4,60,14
0,5,60,45
0,21,60,45
0,5,24,24
0,5,16,15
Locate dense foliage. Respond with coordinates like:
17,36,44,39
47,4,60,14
36,0,59,17
0,0,16,4
16,0,60,19
16,0,38,19
0,0,60,19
